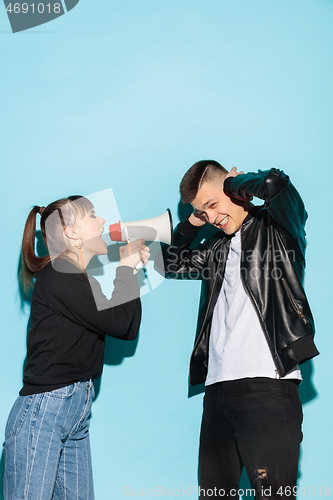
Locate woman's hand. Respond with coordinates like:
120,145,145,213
119,239,150,270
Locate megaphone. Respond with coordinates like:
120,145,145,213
109,209,173,268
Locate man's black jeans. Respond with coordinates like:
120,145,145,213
199,377,303,499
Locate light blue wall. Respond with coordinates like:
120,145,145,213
1,0,332,498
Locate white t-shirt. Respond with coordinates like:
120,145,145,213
205,230,302,386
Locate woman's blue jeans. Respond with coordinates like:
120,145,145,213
2,379,95,500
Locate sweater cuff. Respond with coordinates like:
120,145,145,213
112,266,140,303
178,218,203,239
289,335,319,365
115,265,137,279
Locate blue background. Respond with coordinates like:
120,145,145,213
0,0,332,498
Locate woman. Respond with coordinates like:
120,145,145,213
2,195,149,500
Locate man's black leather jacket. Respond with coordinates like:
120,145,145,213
156,168,319,387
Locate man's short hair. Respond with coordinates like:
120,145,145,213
180,160,228,204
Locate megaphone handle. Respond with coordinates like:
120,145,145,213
126,236,143,270
126,239,132,256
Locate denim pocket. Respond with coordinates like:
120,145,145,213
46,383,76,399
5,395,34,439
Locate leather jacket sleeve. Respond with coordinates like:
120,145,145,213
224,168,307,245
155,218,215,278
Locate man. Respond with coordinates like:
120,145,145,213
156,160,318,499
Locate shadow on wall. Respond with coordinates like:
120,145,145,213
298,361,317,405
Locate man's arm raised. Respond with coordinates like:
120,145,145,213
223,167,307,243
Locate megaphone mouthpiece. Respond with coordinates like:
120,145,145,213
109,221,123,242
109,209,173,245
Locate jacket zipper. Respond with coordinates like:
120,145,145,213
281,278,308,324
190,234,283,380
239,224,284,377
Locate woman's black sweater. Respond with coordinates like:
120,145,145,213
20,259,141,396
